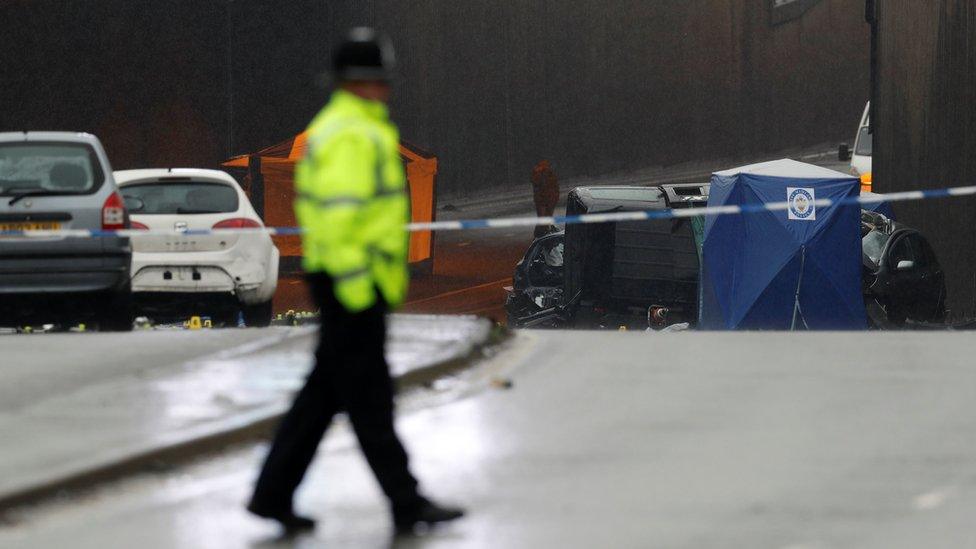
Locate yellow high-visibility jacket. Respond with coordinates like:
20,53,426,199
295,90,409,312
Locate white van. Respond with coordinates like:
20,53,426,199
850,102,872,177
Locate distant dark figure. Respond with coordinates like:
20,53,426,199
531,160,559,238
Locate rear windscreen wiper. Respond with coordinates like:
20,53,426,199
176,207,221,214
8,190,67,206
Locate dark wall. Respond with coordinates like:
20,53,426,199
378,0,870,196
873,0,976,318
3,1,231,168
0,0,332,169
1,1,868,196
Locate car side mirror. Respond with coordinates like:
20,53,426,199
896,260,915,271
838,143,852,161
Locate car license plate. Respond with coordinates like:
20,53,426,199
0,221,62,232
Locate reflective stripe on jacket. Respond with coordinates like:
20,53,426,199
295,90,409,312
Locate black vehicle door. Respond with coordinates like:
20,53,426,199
912,234,947,321
882,232,943,322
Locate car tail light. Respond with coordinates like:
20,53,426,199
130,221,150,230
212,218,262,229
102,192,127,230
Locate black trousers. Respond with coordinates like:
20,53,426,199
250,273,421,513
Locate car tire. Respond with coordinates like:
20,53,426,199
99,292,135,332
242,300,273,328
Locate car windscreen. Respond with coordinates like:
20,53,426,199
0,143,104,196
862,230,889,268
122,182,239,214
855,126,873,156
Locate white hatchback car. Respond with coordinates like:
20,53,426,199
115,168,278,326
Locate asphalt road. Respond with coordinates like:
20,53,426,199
5,330,976,548
400,228,531,319
0,328,285,412
0,316,491,512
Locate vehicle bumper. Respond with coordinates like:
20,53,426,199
0,237,131,294
130,248,277,304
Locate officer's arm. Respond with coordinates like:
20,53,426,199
302,133,378,312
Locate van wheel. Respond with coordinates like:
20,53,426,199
242,300,273,328
99,292,135,332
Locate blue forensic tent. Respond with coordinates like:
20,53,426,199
700,159,867,330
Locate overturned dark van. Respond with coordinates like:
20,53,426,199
505,184,708,329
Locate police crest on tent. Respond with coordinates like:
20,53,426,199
787,187,816,220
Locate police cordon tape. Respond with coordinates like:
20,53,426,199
2,185,976,238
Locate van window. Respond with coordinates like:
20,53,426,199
855,126,873,156
0,143,103,196
122,182,239,214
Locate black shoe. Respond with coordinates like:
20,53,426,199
247,502,316,532
394,500,465,533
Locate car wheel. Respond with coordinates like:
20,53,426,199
98,292,134,332
242,300,273,328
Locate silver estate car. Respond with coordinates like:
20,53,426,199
0,132,133,330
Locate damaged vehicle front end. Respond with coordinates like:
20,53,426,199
861,210,947,327
505,184,707,330
504,232,572,329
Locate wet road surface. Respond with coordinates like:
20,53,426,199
5,330,976,548
0,317,491,510
0,328,288,411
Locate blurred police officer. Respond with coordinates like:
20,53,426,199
248,27,464,534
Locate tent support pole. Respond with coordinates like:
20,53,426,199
790,246,809,331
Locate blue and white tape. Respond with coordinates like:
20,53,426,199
2,185,975,238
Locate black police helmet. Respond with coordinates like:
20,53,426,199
333,27,396,82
